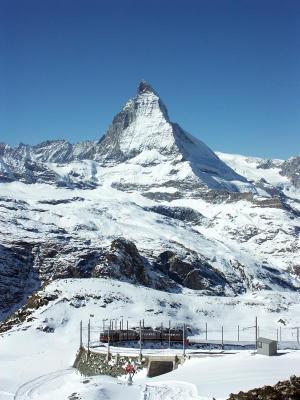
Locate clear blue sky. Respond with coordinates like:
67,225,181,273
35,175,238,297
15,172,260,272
1,0,299,159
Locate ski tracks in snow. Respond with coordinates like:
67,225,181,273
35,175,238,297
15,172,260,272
14,368,73,400
141,381,200,400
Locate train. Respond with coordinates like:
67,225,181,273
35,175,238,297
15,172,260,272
100,327,189,344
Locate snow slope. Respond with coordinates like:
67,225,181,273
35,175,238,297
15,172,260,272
1,278,300,399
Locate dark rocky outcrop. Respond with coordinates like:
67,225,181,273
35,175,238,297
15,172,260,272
155,251,229,294
145,205,205,225
280,156,300,188
92,238,150,286
227,375,300,400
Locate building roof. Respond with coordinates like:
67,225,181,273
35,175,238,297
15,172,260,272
257,337,277,344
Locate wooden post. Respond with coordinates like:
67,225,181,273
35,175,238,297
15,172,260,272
168,320,171,348
205,322,207,341
127,320,129,341
221,326,224,350
80,320,82,348
183,323,186,357
161,322,163,346
238,325,239,342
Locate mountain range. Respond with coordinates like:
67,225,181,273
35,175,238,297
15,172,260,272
0,81,299,325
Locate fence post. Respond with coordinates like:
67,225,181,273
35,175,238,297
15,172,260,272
238,325,239,342
168,320,171,348
276,328,278,342
127,320,129,341
297,328,299,344
205,322,207,341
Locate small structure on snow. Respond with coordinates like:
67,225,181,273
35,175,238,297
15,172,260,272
256,337,277,356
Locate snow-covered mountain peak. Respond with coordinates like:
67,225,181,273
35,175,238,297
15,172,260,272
93,82,253,192
137,80,157,94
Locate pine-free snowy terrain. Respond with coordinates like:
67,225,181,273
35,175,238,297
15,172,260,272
1,278,300,399
0,82,299,399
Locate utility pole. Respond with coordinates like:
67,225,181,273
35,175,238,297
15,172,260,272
88,319,90,353
280,326,282,342
80,320,83,348
139,320,142,362
255,317,258,350
205,322,207,341
221,326,224,350
161,322,163,346
168,320,171,348
107,325,110,361
127,320,129,341
183,323,186,357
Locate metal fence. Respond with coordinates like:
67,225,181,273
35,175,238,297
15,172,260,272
79,316,300,353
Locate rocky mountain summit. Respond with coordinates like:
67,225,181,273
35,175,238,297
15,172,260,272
0,81,299,321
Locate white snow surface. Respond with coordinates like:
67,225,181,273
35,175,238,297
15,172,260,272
1,278,300,400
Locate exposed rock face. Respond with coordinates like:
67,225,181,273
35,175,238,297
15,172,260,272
280,156,300,188
0,242,38,317
227,375,300,400
145,205,205,225
93,238,150,286
155,251,229,295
